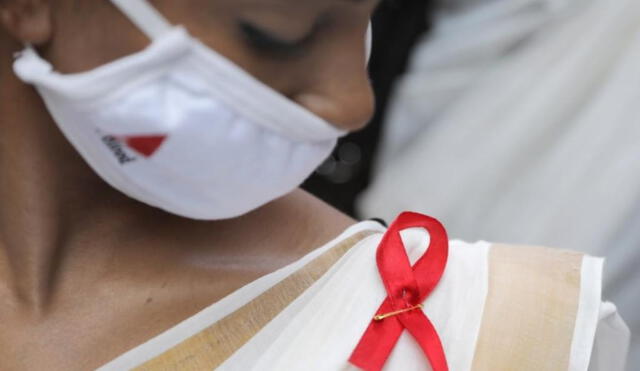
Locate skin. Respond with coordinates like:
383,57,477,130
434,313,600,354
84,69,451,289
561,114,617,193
0,0,378,369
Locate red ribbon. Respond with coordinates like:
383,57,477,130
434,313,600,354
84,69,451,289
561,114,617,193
349,212,449,371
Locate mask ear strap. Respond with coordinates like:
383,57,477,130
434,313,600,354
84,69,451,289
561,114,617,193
109,0,173,40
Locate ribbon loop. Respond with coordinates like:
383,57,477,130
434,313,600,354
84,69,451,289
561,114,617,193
349,212,449,371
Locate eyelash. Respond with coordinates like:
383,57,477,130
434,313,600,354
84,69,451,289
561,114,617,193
239,22,314,56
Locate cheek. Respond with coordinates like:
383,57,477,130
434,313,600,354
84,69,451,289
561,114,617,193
246,59,318,98
153,0,301,95
44,3,149,74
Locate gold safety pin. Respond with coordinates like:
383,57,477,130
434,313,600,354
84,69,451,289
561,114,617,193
373,303,424,321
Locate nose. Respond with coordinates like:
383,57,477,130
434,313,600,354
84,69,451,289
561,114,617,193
292,46,375,132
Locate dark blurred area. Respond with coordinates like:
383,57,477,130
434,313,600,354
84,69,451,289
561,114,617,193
302,0,434,217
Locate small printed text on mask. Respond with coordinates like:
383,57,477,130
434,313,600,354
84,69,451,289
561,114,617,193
102,135,137,165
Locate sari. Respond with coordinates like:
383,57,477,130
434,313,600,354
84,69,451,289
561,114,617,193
97,218,628,370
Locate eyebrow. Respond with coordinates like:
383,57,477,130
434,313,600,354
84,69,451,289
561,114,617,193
343,0,383,6
269,0,380,8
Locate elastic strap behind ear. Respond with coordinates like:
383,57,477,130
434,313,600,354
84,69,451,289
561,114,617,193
109,0,173,40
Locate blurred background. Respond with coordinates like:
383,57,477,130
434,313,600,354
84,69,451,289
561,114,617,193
304,0,639,369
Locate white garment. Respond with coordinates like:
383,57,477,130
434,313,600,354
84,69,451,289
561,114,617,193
359,0,640,367
97,220,628,370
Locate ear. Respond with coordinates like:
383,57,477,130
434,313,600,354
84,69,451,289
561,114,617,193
0,0,51,45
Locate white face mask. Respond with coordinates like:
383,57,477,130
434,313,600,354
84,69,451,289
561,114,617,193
12,0,370,220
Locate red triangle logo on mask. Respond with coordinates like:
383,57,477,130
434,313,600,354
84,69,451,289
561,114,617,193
123,135,168,157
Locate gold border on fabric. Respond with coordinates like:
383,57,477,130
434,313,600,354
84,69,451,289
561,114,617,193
471,244,584,371
133,230,378,371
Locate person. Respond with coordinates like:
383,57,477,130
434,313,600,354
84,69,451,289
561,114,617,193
0,0,628,370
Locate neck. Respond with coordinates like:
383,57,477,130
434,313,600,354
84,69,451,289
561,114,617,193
0,39,190,313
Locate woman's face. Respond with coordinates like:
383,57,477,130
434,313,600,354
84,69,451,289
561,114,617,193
3,0,379,131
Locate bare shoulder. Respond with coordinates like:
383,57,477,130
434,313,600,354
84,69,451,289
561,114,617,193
275,189,359,256
155,189,358,272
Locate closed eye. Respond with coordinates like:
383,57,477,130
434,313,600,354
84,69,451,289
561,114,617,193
239,21,315,56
